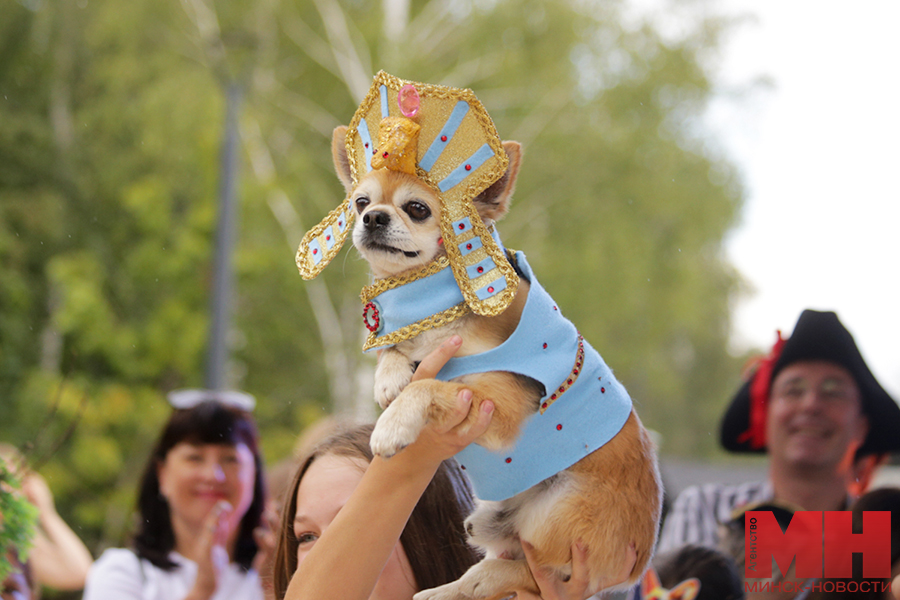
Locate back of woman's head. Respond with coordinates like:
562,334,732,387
133,400,266,571
853,487,900,566
272,422,479,599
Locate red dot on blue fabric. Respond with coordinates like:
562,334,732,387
465,164,472,171
601,387,606,393
487,286,495,293
477,266,483,273
505,457,512,464
441,135,447,142
556,424,563,431
542,343,548,349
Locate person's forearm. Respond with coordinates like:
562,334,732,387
30,512,94,589
284,453,440,600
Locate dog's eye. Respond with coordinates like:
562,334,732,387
355,197,370,213
404,201,431,222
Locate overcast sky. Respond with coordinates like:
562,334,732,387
698,0,900,397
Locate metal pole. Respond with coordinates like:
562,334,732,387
206,82,242,391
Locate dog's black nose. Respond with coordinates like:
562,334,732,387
363,210,390,231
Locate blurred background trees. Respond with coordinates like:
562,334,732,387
0,0,750,586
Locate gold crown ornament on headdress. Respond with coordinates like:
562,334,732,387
295,71,519,319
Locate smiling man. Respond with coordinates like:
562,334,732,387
658,309,900,554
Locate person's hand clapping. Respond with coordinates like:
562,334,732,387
186,500,232,600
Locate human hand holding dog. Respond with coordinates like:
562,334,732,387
515,539,637,600
370,333,494,459
402,334,494,464
285,336,492,600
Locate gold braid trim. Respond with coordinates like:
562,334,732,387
295,199,355,280
360,255,452,303
363,302,471,351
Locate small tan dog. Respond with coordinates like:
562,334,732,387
329,126,662,598
296,73,662,600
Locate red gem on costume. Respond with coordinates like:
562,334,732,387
542,343,548,349
458,223,465,230
312,248,318,255
558,386,565,393
567,379,573,385
556,424,563,431
465,164,472,171
362,302,381,333
338,221,343,227
466,243,473,250
553,305,558,311
487,286,494,293
441,135,448,142
551,394,557,400
382,151,389,158
542,402,548,409
505,457,512,464
574,369,579,375
477,266,484,273
326,235,331,241
601,387,606,393
460,465,466,470
365,142,369,148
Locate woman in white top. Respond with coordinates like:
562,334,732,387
84,394,268,600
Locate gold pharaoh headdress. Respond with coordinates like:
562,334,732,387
295,71,519,317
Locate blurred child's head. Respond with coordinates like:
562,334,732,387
1,550,33,600
654,544,744,600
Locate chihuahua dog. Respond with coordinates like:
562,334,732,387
332,123,662,599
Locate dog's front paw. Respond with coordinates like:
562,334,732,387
413,581,466,600
374,352,415,409
370,404,426,458
374,368,413,409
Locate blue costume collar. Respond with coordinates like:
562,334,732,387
362,247,633,502
361,257,468,352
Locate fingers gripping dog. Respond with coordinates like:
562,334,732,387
297,71,662,599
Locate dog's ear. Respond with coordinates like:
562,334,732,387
332,126,353,192
473,141,522,222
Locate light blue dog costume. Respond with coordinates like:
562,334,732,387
364,248,633,502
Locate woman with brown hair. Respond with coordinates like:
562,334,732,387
83,394,268,600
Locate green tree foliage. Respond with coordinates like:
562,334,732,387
0,0,748,569
0,458,38,582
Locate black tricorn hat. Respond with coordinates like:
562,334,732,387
720,309,900,456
